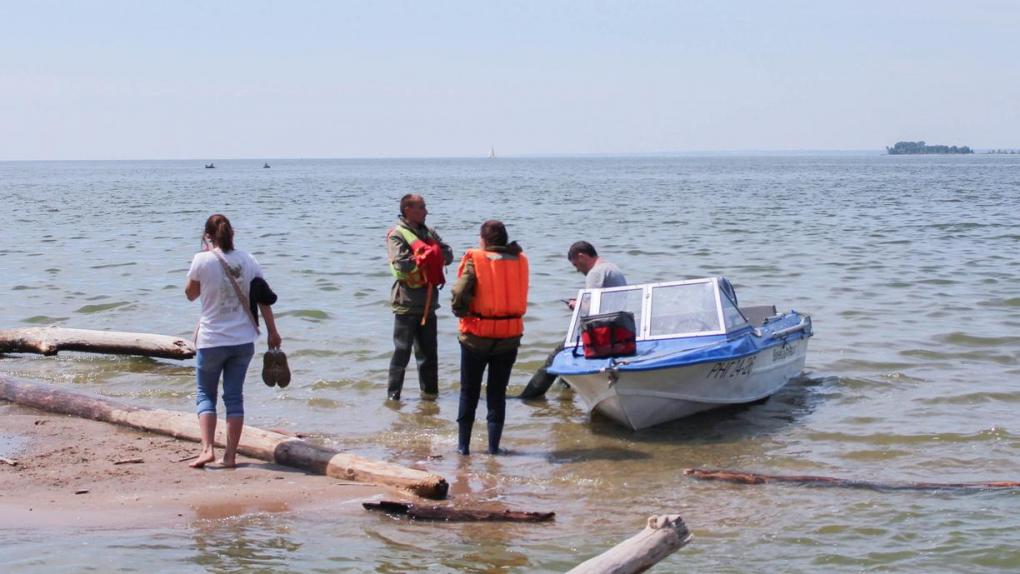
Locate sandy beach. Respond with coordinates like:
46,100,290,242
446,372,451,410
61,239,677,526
0,404,396,530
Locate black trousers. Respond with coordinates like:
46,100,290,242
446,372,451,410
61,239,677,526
456,343,518,454
387,313,439,398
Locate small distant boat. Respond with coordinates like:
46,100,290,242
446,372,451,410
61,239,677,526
548,277,813,430
488,146,496,159
263,162,271,168
205,163,215,169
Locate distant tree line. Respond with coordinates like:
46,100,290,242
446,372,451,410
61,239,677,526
887,141,973,155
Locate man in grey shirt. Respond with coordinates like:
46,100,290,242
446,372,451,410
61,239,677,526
569,240,627,288
518,241,627,399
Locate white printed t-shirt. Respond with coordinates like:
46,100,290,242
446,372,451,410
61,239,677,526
188,249,263,349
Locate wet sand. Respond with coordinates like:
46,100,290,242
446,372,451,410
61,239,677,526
0,405,397,529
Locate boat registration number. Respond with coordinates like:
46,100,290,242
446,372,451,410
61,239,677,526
707,356,755,379
773,343,795,361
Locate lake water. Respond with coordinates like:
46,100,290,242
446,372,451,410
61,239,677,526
2,155,1020,572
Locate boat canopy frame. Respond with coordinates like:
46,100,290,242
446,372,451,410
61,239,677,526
562,277,750,347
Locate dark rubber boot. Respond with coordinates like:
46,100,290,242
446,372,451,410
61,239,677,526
458,421,473,455
387,365,404,401
516,344,564,399
487,422,503,455
517,370,556,399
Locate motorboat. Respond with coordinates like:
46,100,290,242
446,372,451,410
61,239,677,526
546,277,812,430
205,163,215,169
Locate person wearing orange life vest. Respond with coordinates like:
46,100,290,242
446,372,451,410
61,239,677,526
386,194,453,401
450,220,528,455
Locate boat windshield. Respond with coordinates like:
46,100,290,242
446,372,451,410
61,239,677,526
720,286,748,331
565,277,747,345
600,286,645,334
568,292,593,342
649,282,720,336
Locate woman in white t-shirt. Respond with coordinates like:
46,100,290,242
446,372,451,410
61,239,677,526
184,214,282,468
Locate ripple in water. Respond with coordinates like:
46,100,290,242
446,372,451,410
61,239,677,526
75,301,131,314
21,315,69,324
278,309,331,321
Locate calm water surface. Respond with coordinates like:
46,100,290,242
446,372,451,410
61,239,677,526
2,156,1020,572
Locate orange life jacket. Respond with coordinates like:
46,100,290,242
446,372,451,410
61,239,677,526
458,248,529,339
388,225,446,289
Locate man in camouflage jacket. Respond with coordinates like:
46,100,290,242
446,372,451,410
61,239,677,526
385,194,453,400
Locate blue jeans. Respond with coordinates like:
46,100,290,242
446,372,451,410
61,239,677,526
195,343,255,418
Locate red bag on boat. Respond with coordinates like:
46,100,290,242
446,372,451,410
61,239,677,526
579,311,637,359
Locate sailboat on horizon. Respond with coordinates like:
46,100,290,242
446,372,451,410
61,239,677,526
488,146,496,159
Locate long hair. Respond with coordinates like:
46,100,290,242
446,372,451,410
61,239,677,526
204,214,235,252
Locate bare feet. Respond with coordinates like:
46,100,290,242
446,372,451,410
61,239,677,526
218,455,237,469
188,450,216,469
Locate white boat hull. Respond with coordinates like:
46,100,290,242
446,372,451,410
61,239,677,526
562,338,809,430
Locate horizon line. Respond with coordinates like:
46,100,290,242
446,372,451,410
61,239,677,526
3,147,1016,163
0,149,893,162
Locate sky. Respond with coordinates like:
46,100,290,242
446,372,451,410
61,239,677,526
1,0,1018,160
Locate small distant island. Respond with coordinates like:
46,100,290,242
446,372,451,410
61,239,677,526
886,141,973,155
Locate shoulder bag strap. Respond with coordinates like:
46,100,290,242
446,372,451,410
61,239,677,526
209,248,261,334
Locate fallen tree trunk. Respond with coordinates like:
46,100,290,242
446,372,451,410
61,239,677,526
0,327,195,359
363,500,554,522
567,514,691,574
0,376,448,499
685,468,1020,491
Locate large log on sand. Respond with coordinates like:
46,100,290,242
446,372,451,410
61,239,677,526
0,377,448,499
0,327,195,359
567,515,691,574
685,468,1020,491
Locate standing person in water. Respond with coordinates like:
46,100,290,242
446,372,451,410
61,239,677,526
386,194,454,401
451,220,529,455
518,241,627,399
184,214,282,468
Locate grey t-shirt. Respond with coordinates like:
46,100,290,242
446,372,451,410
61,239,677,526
585,259,627,289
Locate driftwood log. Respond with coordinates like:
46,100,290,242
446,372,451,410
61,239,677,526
685,468,1020,491
363,500,554,522
0,376,448,499
567,514,691,574
0,327,195,359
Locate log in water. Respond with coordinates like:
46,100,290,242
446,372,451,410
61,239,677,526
363,500,554,522
566,514,691,574
0,327,195,359
684,468,1020,491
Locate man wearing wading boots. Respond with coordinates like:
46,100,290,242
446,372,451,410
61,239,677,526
517,241,627,399
386,194,453,401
